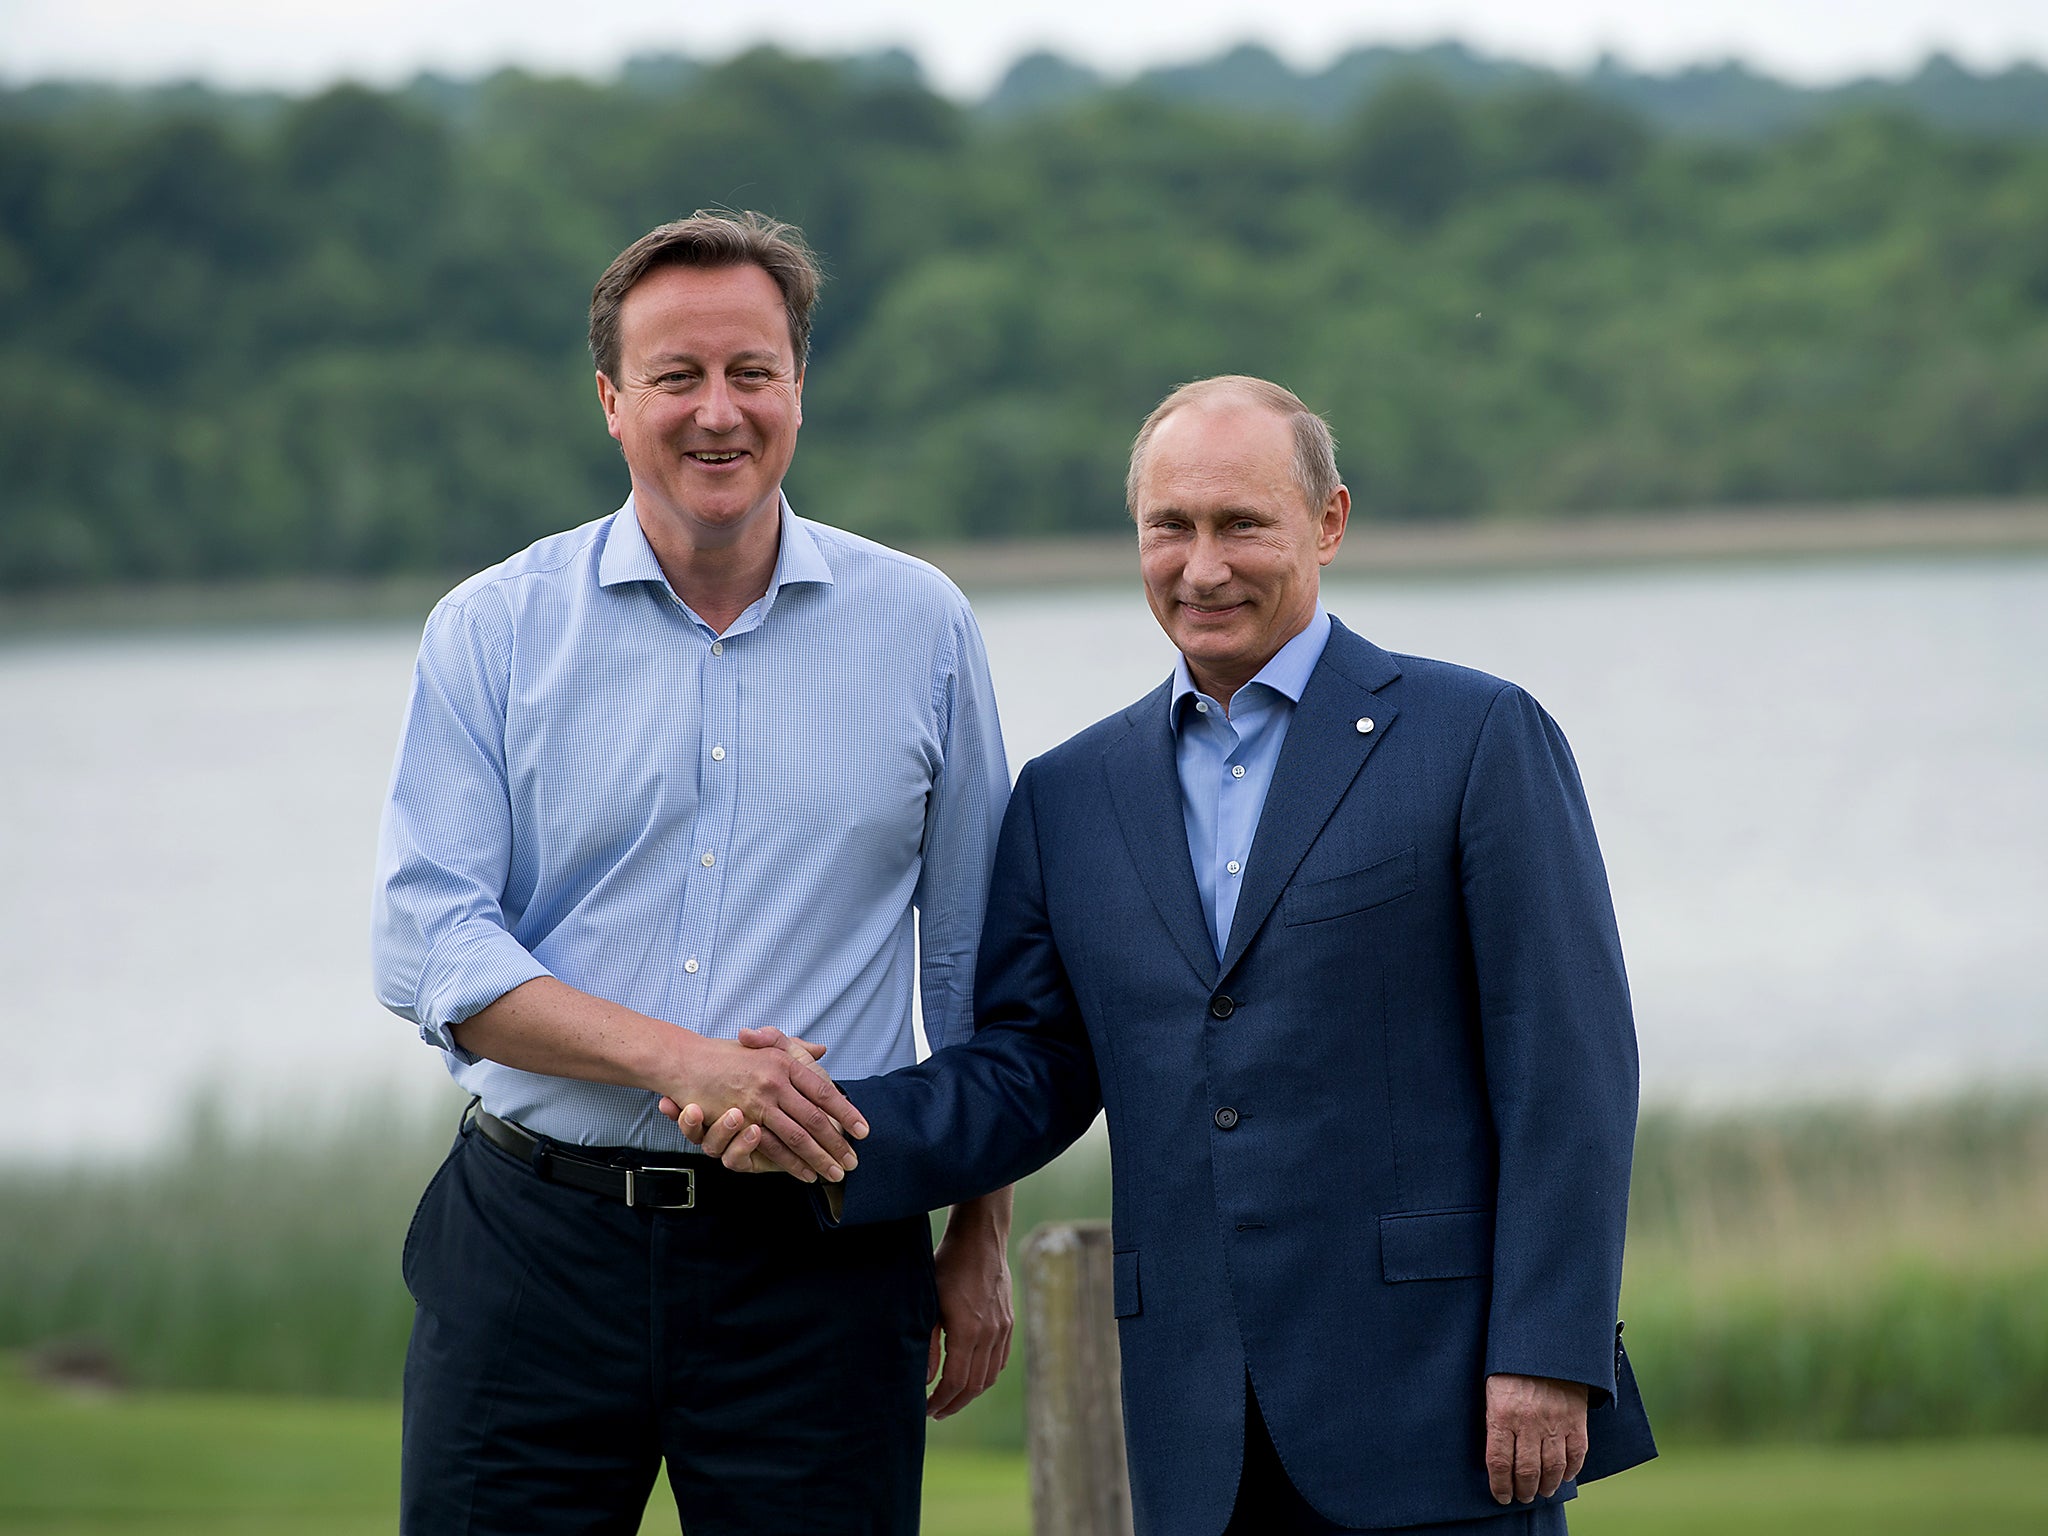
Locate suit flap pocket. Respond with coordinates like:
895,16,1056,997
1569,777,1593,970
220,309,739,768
1112,1248,1141,1318
1284,847,1418,925
1379,1207,1494,1282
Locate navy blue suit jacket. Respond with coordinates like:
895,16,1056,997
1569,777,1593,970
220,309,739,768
838,619,1655,1531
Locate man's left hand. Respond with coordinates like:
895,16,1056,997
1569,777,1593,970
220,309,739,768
668,1045,1017,1417
926,1190,1014,1420
1484,1372,1589,1504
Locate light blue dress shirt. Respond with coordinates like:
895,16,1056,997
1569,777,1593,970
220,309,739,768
1171,607,1333,958
371,497,1011,1149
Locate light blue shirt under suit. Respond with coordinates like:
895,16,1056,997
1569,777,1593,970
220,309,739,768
1170,606,1333,957
371,497,1011,1150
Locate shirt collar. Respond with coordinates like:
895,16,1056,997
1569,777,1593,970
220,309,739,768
598,494,836,603
1170,604,1332,731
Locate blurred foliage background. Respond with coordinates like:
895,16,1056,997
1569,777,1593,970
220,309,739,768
5,43,2048,589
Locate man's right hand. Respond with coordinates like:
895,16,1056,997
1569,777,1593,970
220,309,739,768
676,1102,781,1173
452,978,867,1184
671,1028,866,1183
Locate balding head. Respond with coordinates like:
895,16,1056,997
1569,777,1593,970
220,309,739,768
1126,376,1340,520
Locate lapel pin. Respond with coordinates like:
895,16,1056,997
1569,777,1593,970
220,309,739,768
1356,717,1375,734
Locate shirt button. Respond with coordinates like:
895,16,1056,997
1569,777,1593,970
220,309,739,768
683,958,700,974
711,641,724,656
710,745,726,761
1195,700,1209,714
1231,764,1246,779
1356,717,1374,734
1214,1106,1240,1130
1226,860,1241,876
700,851,716,867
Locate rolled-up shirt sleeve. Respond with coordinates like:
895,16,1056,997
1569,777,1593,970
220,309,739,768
912,599,1011,1054
371,595,551,1062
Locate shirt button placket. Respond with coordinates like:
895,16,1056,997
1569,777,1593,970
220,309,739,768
677,631,738,1026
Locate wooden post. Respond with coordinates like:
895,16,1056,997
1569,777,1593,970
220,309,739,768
1023,1220,1135,1536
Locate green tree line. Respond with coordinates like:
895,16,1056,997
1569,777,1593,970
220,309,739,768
3,50,2047,588
982,40,2048,139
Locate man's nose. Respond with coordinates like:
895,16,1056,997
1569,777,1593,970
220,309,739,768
1184,531,1231,590
694,377,743,433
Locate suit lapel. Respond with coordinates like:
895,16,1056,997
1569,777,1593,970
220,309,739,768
1103,681,1218,986
1219,622,1403,977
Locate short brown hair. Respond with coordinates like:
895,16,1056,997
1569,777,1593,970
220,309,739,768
588,210,823,382
1125,375,1341,516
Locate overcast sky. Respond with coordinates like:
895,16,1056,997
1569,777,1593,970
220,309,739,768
5,0,2047,96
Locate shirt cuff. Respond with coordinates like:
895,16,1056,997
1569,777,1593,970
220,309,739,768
414,919,553,1065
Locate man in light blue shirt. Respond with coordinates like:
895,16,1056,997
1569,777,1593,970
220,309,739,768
371,210,1014,1536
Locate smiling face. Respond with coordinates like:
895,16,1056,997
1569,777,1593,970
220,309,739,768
1134,397,1349,705
594,261,804,559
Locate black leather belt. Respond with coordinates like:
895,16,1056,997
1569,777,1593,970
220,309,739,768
472,1108,699,1210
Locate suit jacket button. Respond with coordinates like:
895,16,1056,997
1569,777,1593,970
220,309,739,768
1209,994,1235,1019
1214,1107,1240,1130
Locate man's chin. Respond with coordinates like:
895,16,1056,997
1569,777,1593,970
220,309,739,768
649,489,780,538
1174,626,1254,667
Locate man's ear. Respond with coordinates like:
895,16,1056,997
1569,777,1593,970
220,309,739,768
1317,484,1351,566
595,371,623,443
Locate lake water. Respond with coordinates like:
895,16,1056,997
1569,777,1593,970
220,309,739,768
3,555,2044,1159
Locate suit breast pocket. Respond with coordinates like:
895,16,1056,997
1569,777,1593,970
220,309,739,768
1283,846,1418,926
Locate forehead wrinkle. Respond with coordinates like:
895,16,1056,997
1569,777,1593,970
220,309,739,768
1143,456,1293,503
642,347,782,365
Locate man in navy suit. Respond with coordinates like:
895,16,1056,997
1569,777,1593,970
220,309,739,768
679,375,1654,1532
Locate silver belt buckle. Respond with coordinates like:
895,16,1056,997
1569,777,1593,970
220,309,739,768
624,1164,696,1210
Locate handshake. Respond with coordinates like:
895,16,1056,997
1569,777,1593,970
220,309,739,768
658,1026,861,1183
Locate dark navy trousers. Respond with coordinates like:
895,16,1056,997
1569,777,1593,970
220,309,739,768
400,1119,938,1535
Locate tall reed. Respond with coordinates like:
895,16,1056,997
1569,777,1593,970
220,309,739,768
0,1092,449,1396
1621,1096,2048,1440
2,1092,2042,1445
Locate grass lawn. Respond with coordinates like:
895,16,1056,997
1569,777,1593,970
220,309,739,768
1569,1439,2048,1535
2,1372,2044,1534
0,1373,1026,1536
